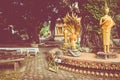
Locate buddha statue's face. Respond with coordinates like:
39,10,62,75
104,8,109,15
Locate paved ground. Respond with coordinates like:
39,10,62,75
19,47,98,80
0,47,119,80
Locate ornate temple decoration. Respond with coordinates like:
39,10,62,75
63,12,81,49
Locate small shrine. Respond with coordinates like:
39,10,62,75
54,18,65,41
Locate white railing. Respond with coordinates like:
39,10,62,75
0,48,39,55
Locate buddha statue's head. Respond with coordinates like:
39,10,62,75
104,2,109,15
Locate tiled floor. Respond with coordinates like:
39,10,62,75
0,47,119,80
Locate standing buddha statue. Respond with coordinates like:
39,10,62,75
100,2,115,53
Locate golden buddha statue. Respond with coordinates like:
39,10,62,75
100,3,115,53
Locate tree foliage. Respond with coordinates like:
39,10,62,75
0,0,119,46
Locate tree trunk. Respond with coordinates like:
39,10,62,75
49,18,56,40
34,26,39,43
27,26,39,44
80,23,102,49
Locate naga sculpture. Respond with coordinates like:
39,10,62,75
63,12,81,50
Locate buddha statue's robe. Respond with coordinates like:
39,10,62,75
101,16,115,46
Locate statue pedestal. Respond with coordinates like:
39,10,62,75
96,52,117,59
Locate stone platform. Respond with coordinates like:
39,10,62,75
96,52,117,59
48,48,120,78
